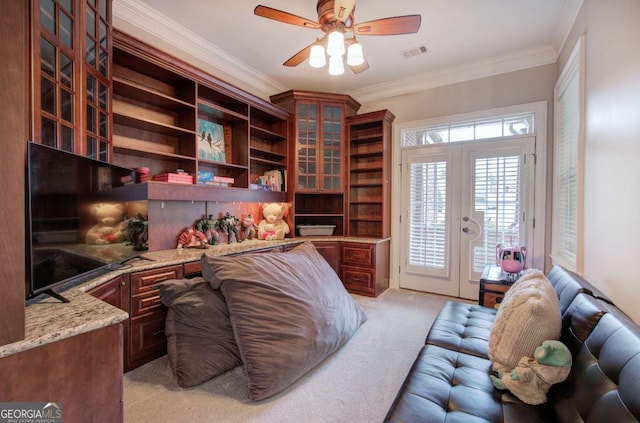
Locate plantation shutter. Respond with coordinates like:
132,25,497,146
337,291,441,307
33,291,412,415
407,158,449,277
552,45,582,271
472,155,523,272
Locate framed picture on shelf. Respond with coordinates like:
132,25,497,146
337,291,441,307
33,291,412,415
197,118,226,163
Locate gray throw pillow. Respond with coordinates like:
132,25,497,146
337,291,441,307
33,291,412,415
202,242,367,401
158,277,242,388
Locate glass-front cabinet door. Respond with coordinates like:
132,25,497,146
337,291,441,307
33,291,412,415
297,102,318,190
322,104,343,191
84,0,111,161
296,101,343,192
32,0,111,160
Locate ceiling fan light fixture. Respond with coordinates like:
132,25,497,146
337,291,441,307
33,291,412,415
326,30,345,57
309,44,326,68
328,54,345,75
347,41,364,66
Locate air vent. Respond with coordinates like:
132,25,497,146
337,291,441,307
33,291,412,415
401,45,428,59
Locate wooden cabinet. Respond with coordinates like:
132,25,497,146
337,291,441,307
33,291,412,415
111,30,289,199
88,264,183,371
87,275,129,370
347,110,395,238
31,0,112,159
340,241,389,297
271,90,360,236
312,241,340,273
87,275,129,310
0,324,124,423
183,260,202,277
478,265,518,309
127,264,182,370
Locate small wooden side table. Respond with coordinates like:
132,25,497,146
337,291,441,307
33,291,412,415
479,265,522,309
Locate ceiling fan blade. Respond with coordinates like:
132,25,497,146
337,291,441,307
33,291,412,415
334,0,356,23
284,35,328,67
254,5,321,29
283,42,315,67
353,15,422,36
350,60,370,74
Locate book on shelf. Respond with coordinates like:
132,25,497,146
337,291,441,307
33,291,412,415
152,172,194,184
197,172,234,187
213,175,235,184
197,170,214,184
201,181,230,187
260,169,285,191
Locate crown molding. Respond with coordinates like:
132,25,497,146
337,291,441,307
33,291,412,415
552,0,584,57
112,0,287,99
346,44,558,104
113,0,563,105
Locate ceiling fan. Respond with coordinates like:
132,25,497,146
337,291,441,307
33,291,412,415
254,0,421,74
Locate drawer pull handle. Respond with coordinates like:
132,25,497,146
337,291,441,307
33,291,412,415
151,329,165,336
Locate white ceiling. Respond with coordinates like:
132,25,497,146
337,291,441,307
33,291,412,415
114,0,583,103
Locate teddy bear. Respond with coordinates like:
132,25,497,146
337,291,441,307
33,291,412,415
257,202,290,241
490,339,572,405
85,203,126,245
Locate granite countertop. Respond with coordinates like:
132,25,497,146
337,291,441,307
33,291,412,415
0,236,389,358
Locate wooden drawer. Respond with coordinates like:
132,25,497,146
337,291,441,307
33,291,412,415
130,264,183,295
341,265,374,292
479,277,513,309
482,282,511,294
341,243,375,267
131,291,163,316
481,291,507,309
183,260,202,277
129,309,167,368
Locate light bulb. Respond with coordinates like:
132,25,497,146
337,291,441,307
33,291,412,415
309,44,326,68
326,30,345,57
347,42,364,66
328,55,345,75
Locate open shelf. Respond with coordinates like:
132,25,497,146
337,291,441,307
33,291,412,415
346,109,394,238
138,181,286,202
113,112,195,137
113,76,195,111
250,147,287,165
198,99,248,122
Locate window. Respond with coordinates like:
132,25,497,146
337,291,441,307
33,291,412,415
473,154,523,272
552,36,585,273
402,113,534,146
408,159,448,271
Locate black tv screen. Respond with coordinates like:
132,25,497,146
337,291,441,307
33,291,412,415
26,142,148,302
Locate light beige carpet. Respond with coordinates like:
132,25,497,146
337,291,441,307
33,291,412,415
123,288,453,423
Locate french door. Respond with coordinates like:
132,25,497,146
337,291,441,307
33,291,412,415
399,138,535,299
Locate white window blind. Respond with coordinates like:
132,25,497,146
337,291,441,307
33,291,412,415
473,155,522,272
408,161,447,271
552,36,584,273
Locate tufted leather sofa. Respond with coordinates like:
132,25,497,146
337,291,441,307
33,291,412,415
384,266,640,422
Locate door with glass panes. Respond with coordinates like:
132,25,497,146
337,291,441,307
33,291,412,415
400,138,534,298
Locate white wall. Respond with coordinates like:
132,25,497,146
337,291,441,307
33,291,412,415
557,0,640,323
360,0,640,323
359,65,557,293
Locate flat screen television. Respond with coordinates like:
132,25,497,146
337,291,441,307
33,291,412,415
26,142,149,302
